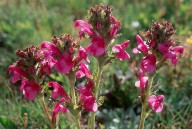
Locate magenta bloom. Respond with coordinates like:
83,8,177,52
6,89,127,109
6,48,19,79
132,35,148,54
148,95,164,113
85,36,106,56
158,43,184,66
55,53,74,74
48,81,70,102
77,46,90,63
74,20,94,39
8,65,28,83
109,16,121,37
41,41,61,58
52,98,68,124
112,40,130,61
76,62,91,79
78,81,97,112
135,69,148,92
20,80,40,101
141,54,156,73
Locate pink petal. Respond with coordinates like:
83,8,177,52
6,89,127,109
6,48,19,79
141,54,156,73
121,40,130,49
48,81,70,101
136,35,148,53
78,46,90,63
172,46,184,56
74,20,94,38
55,53,73,74
83,96,98,112
86,36,105,56
76,62,91,78
12,72,21,83
21,80,40,101
116,50,130,61
155,103,163,113
40,41,61,57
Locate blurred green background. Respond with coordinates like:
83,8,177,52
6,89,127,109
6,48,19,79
0,0,192,129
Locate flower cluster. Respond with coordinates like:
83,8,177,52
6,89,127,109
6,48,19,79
8,4,131,128
75,4,130,61
134,20,184,113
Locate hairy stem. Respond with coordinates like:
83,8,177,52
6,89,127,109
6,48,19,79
90,65,103,129
39,98,55,129
139,74,155,129
68,74,81,129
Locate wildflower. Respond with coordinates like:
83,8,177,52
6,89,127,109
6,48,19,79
52,98,68,124
78,81,97,112
48,81,70,102
54,53,73,74
8,65,28,83
140,54,156,73
112,40,130,61
135,69,148,92
76,62,91,79
85,36,105,56
77,46,90,63
74,20,94,39
20,80,40,101
158,43,184,66
148,95,164,113
132,35,148,54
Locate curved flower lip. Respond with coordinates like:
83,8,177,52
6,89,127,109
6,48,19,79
77,46,90,63
141,54,156,73
55,52,74,74
109,16,121,37
158,43,184,66
135,69,148,92
74,20,94,39
76,61,91,79
133,35,148,54
85,36,106,56
52,102,68,124
40,41,61,58
21,80,40,101
112,40,130,61
48,81,70,102
8,65,28,83
148,95,164,113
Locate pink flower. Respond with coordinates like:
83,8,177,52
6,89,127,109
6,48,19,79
74,20,94,39
158,43,184,66
76,62,91,79
40,41,61,58
109,16,121,37
83,96,98,112
135,69,148,92
20,80,40,101
48,81,70,102
141,54,156,73
8,65,28,83
85,36,105,56
77,46,90,63
78,81,97,112
148,95,164,113
112,40,130,61
55,53,74,74
52,98,68,124
132,35,148,54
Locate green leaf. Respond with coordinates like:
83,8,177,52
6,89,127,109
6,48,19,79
0,116,17,129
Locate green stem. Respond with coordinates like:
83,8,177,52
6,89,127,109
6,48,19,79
68,74,81,129
90,65,103,129
139,74,155,129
